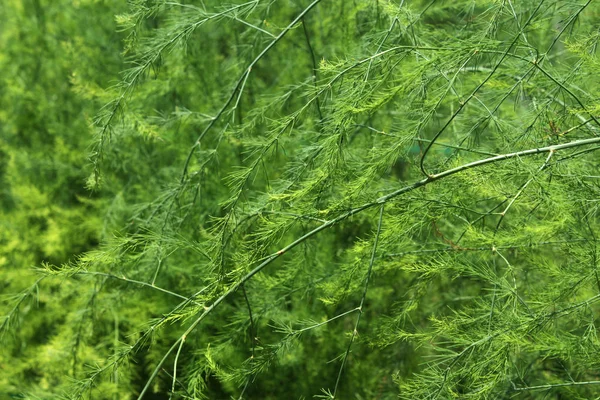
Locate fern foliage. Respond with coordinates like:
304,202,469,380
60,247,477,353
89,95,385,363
2,0,600,399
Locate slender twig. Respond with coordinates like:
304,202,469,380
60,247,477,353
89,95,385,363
381,239,595,259
169,335,186,400
72,278,106,377
0,276,45,338
93,1,262,184
301,18,323,120
161,368,193,398
494,149,554,234
354,124,498,156
512,380,600,391
237,284,256,399
180,0,324,182
64,271,198,304
494,249,533,315
68,282,216,399
232,16,276,38
433,292,600,399
113,310,119,400
279,308,361,337
332,204,384,398
419,0,547,177
475,49,600,131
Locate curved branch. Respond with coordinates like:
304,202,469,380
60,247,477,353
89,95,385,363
136,135,600,399
180,0,325,182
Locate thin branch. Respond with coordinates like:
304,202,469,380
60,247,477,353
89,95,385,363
381,239,595,259
419,0,547,177
66,271,198,304
301,18,322,120
180,0,324,182
332,204,385,398
169,335,186,400
93,1,262,184
512,380,600,391
494,149,554,234
285,308,361,336
0,276,45,339
237,284,257,399
135,136,600,400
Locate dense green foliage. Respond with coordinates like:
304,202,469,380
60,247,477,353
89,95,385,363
2,0,600,398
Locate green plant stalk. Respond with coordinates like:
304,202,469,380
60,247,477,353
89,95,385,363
136,135,600,399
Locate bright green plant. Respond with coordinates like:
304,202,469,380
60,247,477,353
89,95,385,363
2,0,600,399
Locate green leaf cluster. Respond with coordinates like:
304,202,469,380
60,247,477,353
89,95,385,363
2,1,600,399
